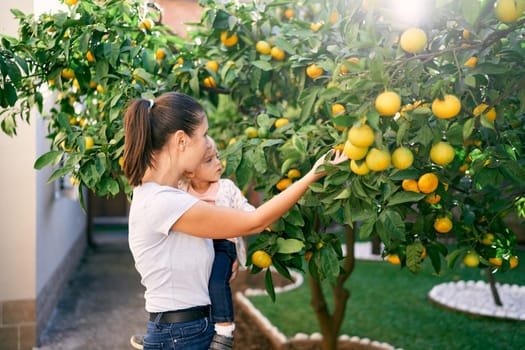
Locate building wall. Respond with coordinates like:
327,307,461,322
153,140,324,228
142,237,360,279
0,1,87,348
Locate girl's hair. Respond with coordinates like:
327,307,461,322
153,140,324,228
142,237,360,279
123,91,206,186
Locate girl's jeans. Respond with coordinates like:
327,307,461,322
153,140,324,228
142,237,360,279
209,239,237,323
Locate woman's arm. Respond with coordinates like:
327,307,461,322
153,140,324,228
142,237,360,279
172,150,347,238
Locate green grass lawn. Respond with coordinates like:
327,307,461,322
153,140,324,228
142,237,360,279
248,247,525,350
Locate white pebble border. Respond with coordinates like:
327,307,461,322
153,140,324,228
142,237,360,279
428,280,525,321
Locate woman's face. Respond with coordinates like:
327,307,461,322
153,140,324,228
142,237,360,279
186,117,211,171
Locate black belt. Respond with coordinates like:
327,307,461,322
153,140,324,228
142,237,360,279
150,305,210,323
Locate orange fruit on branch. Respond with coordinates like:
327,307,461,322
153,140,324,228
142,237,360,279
347,124,374,148
365,148,391,171
430,141,455,166
400,27,427,53
252,250,272,268
375,91,401,116
431,94,461,119
418,173,439,194
433,216,453,234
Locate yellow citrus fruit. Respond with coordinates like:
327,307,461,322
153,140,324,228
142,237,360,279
329,11,339,24
418,173,439,194
205,60,219,72
139,18,154,31
304,251,313,261
274,118,289,128
464,56,478,67
432,94,461,119
256,40,272,55
480,233,495,245
86,50,95,62
365,148,391,171
495,0,525,23
61,68,75,80
284,8,294,19
386,254,401,265
244,126,258,138
433,216,453,234
276,178,292,191
489,257,503,267
400,27,427,54
463,252,480,267
73,79,80,90
65,0,79,6
430,141,455,166
306,64,323,79
310,21,324,32
350,159,370,175
344,141,368,160
84,136,94,150
473,103,496,122
287,168,301,179
118,156,124,168
228,137,236,145
339,57,360,74
333,144,345,152
155,48,166,60
420,246,427,260
220,31,238,47
391,147,414,169
331,103,345,117
69,175,81,186
425,193,441,204
347,124,375,148
96,84,105,94
203,76,217,88
402,179,420,193
509,255,519,269
252,250,272,268
270,47,285,61
375,91,401,116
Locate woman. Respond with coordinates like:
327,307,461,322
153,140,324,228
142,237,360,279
123,91,347,350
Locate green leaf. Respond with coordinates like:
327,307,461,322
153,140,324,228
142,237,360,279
251,60,273,71
34,151,63,170
276,237,305,254
462,117,475,140
378,209,405,240
264,268,276,302
387,191,426,206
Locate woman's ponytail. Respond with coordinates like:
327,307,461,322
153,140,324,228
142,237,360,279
123,99,153,186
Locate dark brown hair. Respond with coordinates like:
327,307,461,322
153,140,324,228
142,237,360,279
123,92,206,186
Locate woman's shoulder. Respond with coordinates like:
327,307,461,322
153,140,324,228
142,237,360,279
134,182,191,200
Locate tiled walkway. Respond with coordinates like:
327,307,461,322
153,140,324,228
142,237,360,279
36,232,146,350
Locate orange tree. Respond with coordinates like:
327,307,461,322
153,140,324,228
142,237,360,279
1,0,525,349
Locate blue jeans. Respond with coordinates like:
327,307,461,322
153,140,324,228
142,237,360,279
209,239,237,323
143,314,214,350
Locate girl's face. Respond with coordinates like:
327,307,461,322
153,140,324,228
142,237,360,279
192,139,223,183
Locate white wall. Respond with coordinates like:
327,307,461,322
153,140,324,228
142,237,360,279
0,0,86,300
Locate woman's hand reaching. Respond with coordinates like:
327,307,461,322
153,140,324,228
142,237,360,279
308,149,348,180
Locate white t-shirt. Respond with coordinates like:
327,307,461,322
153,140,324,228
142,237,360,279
128,182,214,313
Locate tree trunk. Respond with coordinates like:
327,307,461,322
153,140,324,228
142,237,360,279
487,268,503,306
309,223,356,350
